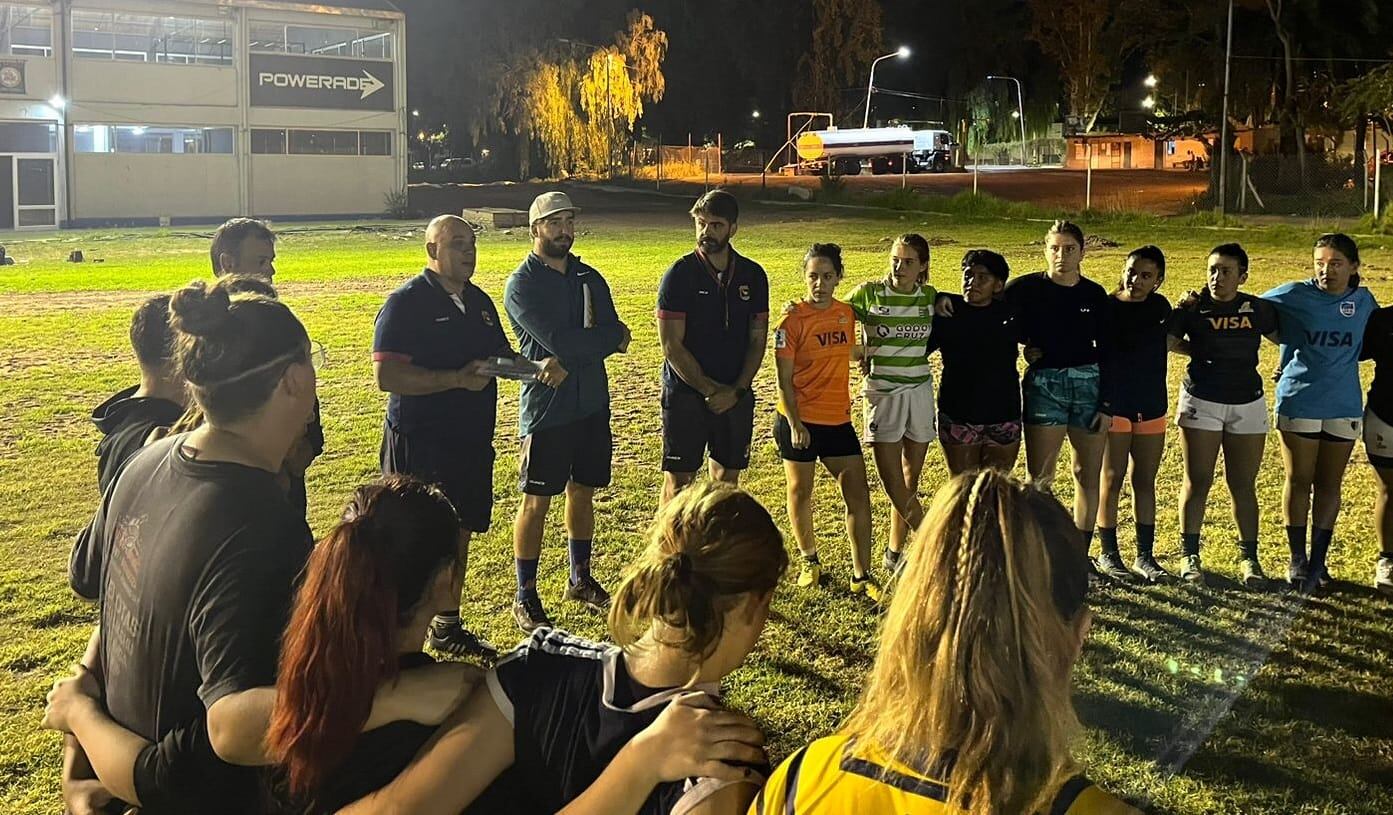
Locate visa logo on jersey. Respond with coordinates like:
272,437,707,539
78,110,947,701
815,330,849,347
1304,330,1354,347
1208,316,1253,330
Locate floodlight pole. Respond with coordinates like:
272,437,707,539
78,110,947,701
864,50,905,129
1217,0,1234,216
988,75,1027,165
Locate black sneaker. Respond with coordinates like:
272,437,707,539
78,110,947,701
513,591,553,633
1131,554,1173,584
427,619,498,662
882,548,903,576
1094,551,1135,582
565,573,612,613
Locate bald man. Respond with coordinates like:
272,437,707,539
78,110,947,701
373,214,521,660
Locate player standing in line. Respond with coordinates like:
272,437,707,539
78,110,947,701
926,249,1022,475
373,214,518,659
754,471,1140,815
774,244,881,601
656,190,769,504
1263,233,1377,591
846,234,935,574
1094,246,1173,583
506,192,630,632
1359,299,1393,594
1167,244,1280,586
338,482,781,815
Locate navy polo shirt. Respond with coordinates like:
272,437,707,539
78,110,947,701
655,249,769,398
373,269,511,437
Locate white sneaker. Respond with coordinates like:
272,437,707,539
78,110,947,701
1376,557,1393,596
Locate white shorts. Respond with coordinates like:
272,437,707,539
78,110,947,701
1176,391,1269,434
1275,414,1362,441
1365,408,1393,465
864,383,936,444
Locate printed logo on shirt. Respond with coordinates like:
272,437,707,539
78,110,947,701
1079,307,1091,314
1238,301,1254,313
815,329,850,347
1340,301,1356,317
874,305,892,315
482,310,495,326
698,288,713,296
1209,316,1253,330
1304,330,1353,347
738,285,751,301
774,329,787,349
875,323,930,340
838,315,848,325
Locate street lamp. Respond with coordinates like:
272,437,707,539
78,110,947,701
411,109,419,117
987,75,1028,166
1141,96,1156,109
863,46,910,128
752,110,760,119
1144,74,1158,89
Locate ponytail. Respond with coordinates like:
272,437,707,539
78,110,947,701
609,483,786,660
842,471,1089,815
268,476,460,799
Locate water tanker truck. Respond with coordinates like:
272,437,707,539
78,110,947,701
794,126,956,175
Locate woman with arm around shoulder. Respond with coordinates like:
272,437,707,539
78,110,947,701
1094,246,1174,584
773,243,882,600
753,470,1140,815
1359,293,1393,595
339,480,783,815
1167,244,1280,587
1262,233,1378,592
927,249,1022,476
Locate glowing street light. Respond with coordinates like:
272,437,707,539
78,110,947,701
411,109,420,117
1144,74,1159,88
988,75,1028,165
48,94,65,110
1011,110,1021,119
863,47,910,128
752,110,760,119
1141,96,1156,109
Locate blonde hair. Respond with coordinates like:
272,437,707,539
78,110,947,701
608,482,787,659
841,470,1090,815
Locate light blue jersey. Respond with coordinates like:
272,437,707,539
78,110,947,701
1262,280,1378,418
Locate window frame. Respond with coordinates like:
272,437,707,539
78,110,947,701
248,20,393,61
0,4,54,57
73,124,236,155
252,127,393,157
69,9,233,65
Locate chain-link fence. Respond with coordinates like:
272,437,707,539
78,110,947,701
624,142,777,184
1226,151,1392,218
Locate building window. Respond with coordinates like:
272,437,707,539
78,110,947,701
71,11,232,65
0,5,52,56
253,128,393,156
74,125,235,154
0,121,56,152
249,21,393,60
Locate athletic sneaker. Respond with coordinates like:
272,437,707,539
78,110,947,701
1238,557,1267,589
1131,554,1173,584
427,619,499,661
849,574,884,603
1093,551,1135,583
513,591,553,633
1179,554,1205,585
1287,556,1309,590
1376,557,1393,596
797,559,822,588
565,573,612,613
882,548,903,576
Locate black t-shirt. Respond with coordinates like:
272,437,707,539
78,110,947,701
656,250,770,400
373,270,512,438
90,386,185,493
483,628,768,814
1102,295,1172,420
926,295,1022,424
1169,292,1279,404
1004,272,1111,370
69,435,313,814
1361,306,1393,422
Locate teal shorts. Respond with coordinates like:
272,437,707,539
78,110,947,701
1023,365,1101,429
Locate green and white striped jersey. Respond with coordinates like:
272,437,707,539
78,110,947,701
847,280,936,394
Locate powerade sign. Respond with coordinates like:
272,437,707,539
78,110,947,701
250,53,393,111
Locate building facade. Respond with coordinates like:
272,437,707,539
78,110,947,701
0,0,405,228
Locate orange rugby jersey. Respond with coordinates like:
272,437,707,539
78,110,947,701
773,300,855,425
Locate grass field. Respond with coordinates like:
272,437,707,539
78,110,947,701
2,202,1391,813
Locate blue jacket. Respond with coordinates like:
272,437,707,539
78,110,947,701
505,252,625,435
1263,279,1378,419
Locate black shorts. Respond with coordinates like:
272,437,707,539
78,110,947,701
518,411,613,496
661,388,755,473
381,424,495,533
773,414,861,463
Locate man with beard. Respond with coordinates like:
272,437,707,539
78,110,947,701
505,192,629,632
373,214,515,659
655,190,769,504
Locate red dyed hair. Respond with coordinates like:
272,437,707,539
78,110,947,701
267,476,460,799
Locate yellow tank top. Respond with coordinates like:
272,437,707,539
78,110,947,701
748,734,1141,815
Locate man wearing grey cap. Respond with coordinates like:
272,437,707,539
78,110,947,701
504,191,630,632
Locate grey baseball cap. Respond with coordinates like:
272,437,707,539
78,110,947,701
528,191,579,224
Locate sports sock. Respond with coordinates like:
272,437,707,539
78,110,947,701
1238,540,1259,560
1181,532,1201,557
1097,527,1120,558
1080,528,1094,551
567,538,593,585
432,611,460,629
803,552,821,564
1135,523,1156,558
1309,527,1333,573
1286,525,1307,562
516,557,539,599
884,548,902,569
